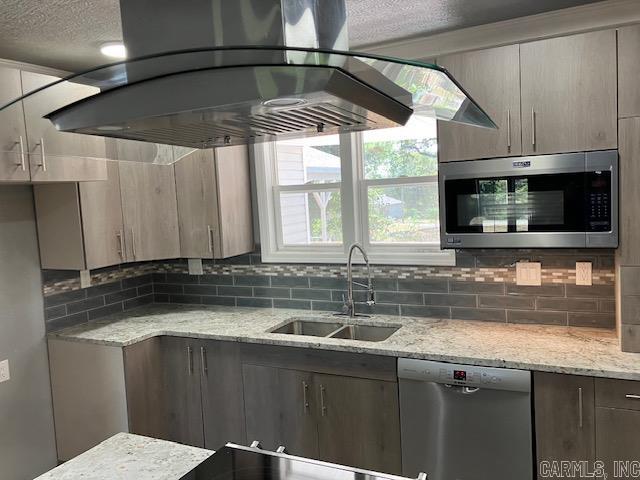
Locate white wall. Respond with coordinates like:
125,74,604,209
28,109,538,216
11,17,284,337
0,186,57,479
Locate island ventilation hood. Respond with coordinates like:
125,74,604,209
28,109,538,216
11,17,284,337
2,0,496,156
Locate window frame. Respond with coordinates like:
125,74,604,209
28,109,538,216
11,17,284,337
254,130,455,266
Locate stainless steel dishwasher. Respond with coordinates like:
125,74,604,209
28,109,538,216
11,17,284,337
398,358,533,480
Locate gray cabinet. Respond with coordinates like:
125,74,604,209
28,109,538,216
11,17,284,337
241,353,401,475
21,71,108,182
0,66,29,182
534,372,595,477
617,24,640,119
520,30,617,155
174,146,254,259
437,45,522,162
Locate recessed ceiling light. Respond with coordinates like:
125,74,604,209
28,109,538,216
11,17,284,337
262,97,307,108
100,42,127,59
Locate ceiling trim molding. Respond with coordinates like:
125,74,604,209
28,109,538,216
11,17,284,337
0,57,71,78
361,0,640,60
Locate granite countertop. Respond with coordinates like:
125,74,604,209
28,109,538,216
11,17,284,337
35,432,212,480
50,304,640,380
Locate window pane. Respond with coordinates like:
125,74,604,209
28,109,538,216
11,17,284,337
363,117,437,180
275,135,341,186
368,183,439,243
280,190,342,245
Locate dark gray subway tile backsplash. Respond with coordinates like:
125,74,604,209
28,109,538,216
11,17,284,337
42,248,616,332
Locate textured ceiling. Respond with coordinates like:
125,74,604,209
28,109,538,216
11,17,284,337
0,0,605,72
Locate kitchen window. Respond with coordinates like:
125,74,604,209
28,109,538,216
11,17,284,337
254,117,455,265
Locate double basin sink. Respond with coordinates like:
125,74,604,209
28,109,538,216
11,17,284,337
269,317,400,342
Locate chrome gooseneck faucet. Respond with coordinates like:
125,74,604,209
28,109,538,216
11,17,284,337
336,243,376,318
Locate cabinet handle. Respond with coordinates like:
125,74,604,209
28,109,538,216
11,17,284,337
200,346,208,375
506,109,512,150
116,230,124,260
578,387,583,428
207,225,213,255
625,394,640,400
14,136,26,171
186,346,193,375
320,384,327,417
131,228,137,260
35,138,46,172
531,108,536,149
302,381,310,412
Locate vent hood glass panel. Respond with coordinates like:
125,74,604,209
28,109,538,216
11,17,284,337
2,47,496,165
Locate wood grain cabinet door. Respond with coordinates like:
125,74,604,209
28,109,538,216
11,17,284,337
534,372,595,478
437,44,522,162
0,66,30,181
161,337,205,447
596,408,640,477
119,161,180,262
315,373,402,475
199,341,247,450
20,71,108,182
242,364,319,459
520,30,617,156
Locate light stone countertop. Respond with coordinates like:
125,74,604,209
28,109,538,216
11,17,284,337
34,432,213,480
50,304,640,380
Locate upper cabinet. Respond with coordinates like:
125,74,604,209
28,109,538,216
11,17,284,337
20,71,108,182
520,30,617,156
175,146,254,259
437,45,522,162
438,30,617,162
618,24,640,118
0,67,29,182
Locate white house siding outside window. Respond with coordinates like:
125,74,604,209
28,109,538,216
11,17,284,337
254,117,455,266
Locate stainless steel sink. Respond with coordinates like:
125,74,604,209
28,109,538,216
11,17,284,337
270,317,400,342
329,324,400,342
270,318,344,337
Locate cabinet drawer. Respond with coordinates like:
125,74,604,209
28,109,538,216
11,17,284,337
595,378,640,410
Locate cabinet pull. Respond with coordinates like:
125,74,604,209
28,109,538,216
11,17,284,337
578,387,583,428
14,136,26,171
320,384,327,417
531,108,536,149
186,346,193,375
131,228,137,260
207,225,213,255
506,109,511,150
625,394,640,400
116,230,124,260
200,346,208,375
302,381,310,412
35,138,46,172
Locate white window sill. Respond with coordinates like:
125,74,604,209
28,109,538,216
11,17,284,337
260,248,456,266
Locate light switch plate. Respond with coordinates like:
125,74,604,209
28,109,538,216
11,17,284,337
516,261,542,286
188,259,204,275
80,269,91,288
0,359,10,383
576,262,592,286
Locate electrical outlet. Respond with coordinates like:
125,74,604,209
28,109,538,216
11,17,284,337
0,359,10,383
80,269,91,288
576,262,592,286
188,259,204,275
516,261,542,286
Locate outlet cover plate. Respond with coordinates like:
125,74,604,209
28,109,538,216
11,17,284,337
0,359,10,383
516,261,542,286
576,262,593,286
188,259,204,275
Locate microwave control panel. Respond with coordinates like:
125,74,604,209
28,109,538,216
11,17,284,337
586,171,612,232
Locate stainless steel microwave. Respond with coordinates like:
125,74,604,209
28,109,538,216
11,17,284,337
439,150,618,249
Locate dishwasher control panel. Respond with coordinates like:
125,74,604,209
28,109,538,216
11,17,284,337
398,358,531,392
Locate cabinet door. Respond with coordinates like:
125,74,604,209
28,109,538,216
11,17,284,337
521,30,617,155
119,162,180,262
79,161,126,269
618,25,640,118
534,372,595,476
161,337,204,447
20,71,108,182
0,67,29,182
242,365,319,458
437,45,521,162
596,407,640,477
199,341,246,450
174,149,219,258
315,374,402,475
